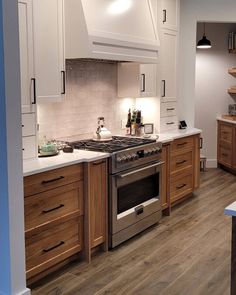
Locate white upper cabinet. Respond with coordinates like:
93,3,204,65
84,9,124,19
32,0,65,102
158,0,179,31
18,0,35,113
118,63,157,98
160,29,177,102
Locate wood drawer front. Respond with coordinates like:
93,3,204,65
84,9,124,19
25,181,83,231
172,136,194,153
218,146,232,167
219,123,233,143
170,173,193,203
26,216,82,278
24,164,83,197
171,150,193,174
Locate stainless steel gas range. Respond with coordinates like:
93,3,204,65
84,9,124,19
70,136,163,248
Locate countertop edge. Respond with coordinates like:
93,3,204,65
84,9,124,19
225,201,236,217
217,116,236,125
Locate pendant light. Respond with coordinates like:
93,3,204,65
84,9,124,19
197,23,212,49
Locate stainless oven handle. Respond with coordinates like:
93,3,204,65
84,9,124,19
118,161,165,178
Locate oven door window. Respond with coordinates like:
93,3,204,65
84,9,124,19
117,173,159,214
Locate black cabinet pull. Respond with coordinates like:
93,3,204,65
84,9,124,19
135,205,144,216
222,153,228,157
141,74,146,92
162,80,166,97
176,160,187,165
177,142,187,147
42,204,65,214
43,241,65,253
22,124,25,127
200,137,203,149
163,9,167,23
61,71,66,94
31,78,36,104
167,108,175,111
41,176,65,185
176,184,186,190
93,160,106,166
166,122,174,125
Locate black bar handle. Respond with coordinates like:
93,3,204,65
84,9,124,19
41,176,65,185
200,137,203,149
31,78,36,104
162,80,166,97
93,160,106,166
43,241,65,253
61,71,66,94
141,74,146,92
42,204,65,214
167,108,175,111
177,142,187,147
176,160,187,165
176,184,186,190
163,9,167,23
166,122,174,125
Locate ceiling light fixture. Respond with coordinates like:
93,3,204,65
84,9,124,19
197,23,212,49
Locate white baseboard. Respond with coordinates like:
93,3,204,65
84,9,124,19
206,159,217,168
18,288,31,295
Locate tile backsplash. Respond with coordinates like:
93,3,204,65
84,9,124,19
38,59,135,143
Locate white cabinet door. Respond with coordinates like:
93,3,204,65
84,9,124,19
118,63,157,98
18,0,35,113
33,0,65,102
159,0,179,31
22,136,37,159
160,29,177,102
140,64,157,97
22,113,36,136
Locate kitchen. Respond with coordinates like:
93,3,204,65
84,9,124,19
3,3,234,294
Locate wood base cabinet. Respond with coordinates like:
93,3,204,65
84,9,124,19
24,164,84,283
170,135,200,205
161,144,171,215
217,120,236,172
84,159,108,262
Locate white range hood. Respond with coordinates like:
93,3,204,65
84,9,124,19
65,0,160,63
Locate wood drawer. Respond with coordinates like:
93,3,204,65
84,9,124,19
25,181,83,231
170,172,193,203
171,136,194,153
26,216,82,279
219,123,233,143
24,164,83,197
171,150,193,175
218,146,232,167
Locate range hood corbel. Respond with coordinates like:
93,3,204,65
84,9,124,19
65,0,160,63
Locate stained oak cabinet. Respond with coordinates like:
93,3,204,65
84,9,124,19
217,120,236,171
170,135,200,204
24,159,108,283
161,144,170,214
84,159,108,260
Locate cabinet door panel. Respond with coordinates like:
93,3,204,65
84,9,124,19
33,0,65,102
160,0,179,31
160,29,177,102
140,64,157,97
18,0,35,113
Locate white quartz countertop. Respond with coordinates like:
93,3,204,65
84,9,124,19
225,202,236,217
217,116,236,125
156,127,202,143
23,127,201,177
23,150,109,177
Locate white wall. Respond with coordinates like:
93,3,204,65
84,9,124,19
0,1,30,294
195,23,236,167
179,0,236,127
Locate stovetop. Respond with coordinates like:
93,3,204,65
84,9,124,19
69,136,156,153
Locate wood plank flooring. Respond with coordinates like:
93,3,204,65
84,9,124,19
31,168,236,295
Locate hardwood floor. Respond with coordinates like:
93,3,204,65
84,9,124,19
31,168,236,295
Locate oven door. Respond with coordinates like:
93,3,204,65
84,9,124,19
110,161,163,234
